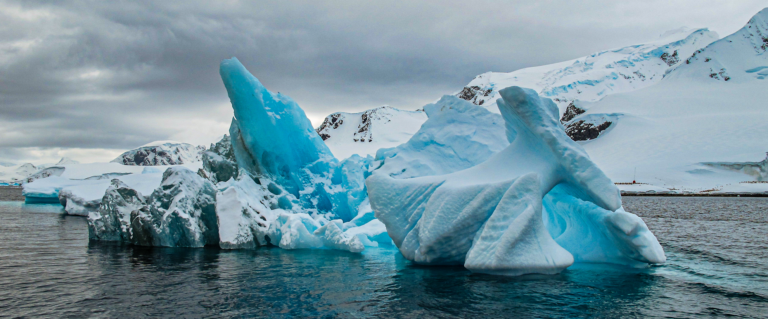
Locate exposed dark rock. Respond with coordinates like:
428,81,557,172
560,102,586,123
686,49,705,64
354,112,373,142
660,50,679,66
564,120,612,141
315,113,344,141
709,68,731,81
457,86,493,105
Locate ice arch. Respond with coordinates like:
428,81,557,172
367,86,665,276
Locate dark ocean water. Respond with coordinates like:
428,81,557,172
0,197,766,318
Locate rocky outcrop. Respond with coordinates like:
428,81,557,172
457,85,493,105
660,50,679,66
560,102,586,123
316,106,425,147
564,120,612,141
316,114,343,141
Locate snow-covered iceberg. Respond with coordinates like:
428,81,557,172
23,162,200,208
374,95,508,179
111,141,205,166
87,58,386,253
367,86,665,276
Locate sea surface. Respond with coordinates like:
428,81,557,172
0,197,766,318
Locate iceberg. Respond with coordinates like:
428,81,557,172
88,179,148,242
366,86,665,276
58,170,164,216
214,174,277,249
85,58,375,253
111,141,205,166
200,134,239,183
216,58,378,251
375,95,509,179
220,57,357,222
88,167,219,246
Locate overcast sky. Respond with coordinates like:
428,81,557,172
1,0,765,164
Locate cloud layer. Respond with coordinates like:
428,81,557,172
1,0,765,164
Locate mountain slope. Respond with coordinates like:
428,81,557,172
0,163,38,184
316,106,427,159
316,29,720,159
573,8,768,190
455,28,719,113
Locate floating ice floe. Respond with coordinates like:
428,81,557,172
367,86,665,276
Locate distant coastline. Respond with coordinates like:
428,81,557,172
621,192,768,197
0,186,24,201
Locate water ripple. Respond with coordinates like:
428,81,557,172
0,198,767,318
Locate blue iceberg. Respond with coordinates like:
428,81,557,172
220,57,355,222
366,87,665,276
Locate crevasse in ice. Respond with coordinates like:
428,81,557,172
366,86,665,276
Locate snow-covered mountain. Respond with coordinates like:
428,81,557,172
455,27,719,113
0,157,83,184
0,163,39,184
317,28,720,157
55,157,80,166
572,8,768,191
111,141,205,166
316,106,427,159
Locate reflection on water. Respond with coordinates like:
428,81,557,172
1,198,767,318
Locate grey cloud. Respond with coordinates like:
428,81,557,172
0,0,766,163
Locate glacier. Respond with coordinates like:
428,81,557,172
367,86,665,276
573,8,768,193
455,27,719,112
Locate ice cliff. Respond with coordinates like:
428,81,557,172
367,87,665,276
